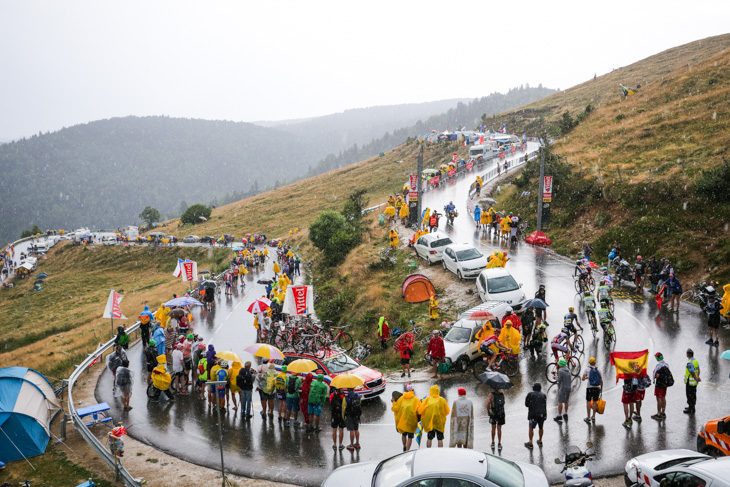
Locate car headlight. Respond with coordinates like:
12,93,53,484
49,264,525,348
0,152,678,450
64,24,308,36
354,386,364,391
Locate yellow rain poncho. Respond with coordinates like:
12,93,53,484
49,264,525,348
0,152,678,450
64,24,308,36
476,176,483,186
384,205,396,218
286,250,294,258
273,262,281,274
480,211,490,225
399,204,409,219
389,229,399,248
500,216,511,235
721,284,730,318
277,241,282,248
499,325,521,355
422,208,431,228
391,391,422,434
487,207,496,223
152,357,171,391
154,303,170,328
264,248,269,256
486,251,508,269
429,296,439,320
416,385,450,433
395,197,403,209
228,362,242,394
413,229,428,242
475,323,498,352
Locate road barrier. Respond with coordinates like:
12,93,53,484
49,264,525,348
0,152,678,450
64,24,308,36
67,322,142,487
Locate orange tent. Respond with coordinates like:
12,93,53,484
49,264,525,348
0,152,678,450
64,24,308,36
402,274,436,303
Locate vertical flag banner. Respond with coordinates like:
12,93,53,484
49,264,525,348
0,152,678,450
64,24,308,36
283,285,314,315
543,176,554,202
103,290,127,319
181,260,198,282
173,258,185,277
452,153,457,165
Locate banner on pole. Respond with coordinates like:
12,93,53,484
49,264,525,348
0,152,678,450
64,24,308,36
103,290,127,320
543,176,554,202
181,260,198,282
452,153,457,165
409,174,418,192
282,285,314,316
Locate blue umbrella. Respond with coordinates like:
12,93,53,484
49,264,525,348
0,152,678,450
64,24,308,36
164,296,203,307
721,350,730,361
232,247,244,251
522,298,548,309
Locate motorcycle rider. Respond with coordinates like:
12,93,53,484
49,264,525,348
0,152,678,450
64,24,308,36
444,201,457,225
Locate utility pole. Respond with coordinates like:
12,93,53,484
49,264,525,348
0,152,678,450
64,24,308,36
416,144,423,227
536,145,545,232
207,380,228,487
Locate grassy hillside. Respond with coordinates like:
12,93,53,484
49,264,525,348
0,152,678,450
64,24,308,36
491,33,730,283
0,243,230,380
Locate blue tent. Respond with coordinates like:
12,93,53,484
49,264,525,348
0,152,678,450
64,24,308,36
0,367,60,464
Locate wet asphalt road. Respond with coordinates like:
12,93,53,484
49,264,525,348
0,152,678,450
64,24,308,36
96,144,729,486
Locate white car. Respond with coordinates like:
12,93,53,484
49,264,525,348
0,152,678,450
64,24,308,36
413,232,453,264
442,301,511,372
183,235,200,243
475,268,527,310
625,449,730,487
442,243,489,279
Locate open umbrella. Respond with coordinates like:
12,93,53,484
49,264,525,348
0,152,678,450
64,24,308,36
232,247,244,251
241,239,248,244
216,351,243,364
164,296,203,307
330,374,364,389
478,197,497,205
286,359,318,374
247,298,271,314
243,343,284,360
478,370,513,389
521,298,548,309
422,168,439,175
197,270,211,274
469,310,496,321
257,279,273,285
168,308,186,319
721,350,730,360
199,216,207,221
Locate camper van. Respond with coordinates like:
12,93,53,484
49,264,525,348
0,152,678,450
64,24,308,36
122,226,139,239
468,142,499,160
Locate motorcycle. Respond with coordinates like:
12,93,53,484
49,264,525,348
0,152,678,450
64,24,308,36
554,443,594,487
611,257,634,287
443,206,458,226
692,280,719,313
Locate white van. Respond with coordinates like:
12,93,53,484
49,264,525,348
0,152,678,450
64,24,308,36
441,301,512,372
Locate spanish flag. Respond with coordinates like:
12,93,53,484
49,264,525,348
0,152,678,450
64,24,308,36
609,350,649,383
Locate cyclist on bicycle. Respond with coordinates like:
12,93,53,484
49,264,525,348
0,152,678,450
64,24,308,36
550,328,575,362
574,259,590,288
597,304,614,335
478,332,511,371
583,291,597,327
597,280,613,308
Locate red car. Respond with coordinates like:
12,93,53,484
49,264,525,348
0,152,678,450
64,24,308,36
275,351,386,400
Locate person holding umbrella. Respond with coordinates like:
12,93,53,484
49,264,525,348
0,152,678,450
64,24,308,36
533,285,548,327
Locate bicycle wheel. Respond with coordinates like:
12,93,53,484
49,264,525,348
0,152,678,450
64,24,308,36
413,327,423,339
573,335,585,354
587,276,596,292
313,337,327,359
603,327,615,351
680,290,694,301
574,279,582,293
609,299,615,313
545,362,558,384
568,356,581,378
472,356,489,380
501,356,519,377
337,332,354,352
590,317,598,340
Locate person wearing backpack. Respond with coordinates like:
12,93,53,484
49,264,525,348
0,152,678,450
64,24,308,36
300,373,314,429
487,387,506,450
275,366,288,422
256,359,276,420
285,369,302,427
115,359,133,411
581,357,603,424
343,389,363,451
651,352,673,420
416,385,450,448
236,361,256,420
330,387,346,450
621,376,638,428
308,374,328,432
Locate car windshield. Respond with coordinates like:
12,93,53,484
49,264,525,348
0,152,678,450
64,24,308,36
486,455,524,487
487,275,520,294
374,451,416,487
323,354,359,374
455,248,482,261
431,238,452,248
445,327,471,343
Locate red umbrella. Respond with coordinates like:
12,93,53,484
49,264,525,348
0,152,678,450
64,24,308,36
469,310,495,321
241,238,248,243
247,298,271,314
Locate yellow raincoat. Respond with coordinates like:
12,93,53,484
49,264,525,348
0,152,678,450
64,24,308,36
228,362,242,394
389,229,399,248
154,303,170,328
480,211,490,225
422,208,431,228
399,204,409,219
475,323,498,352
286,250,294,258
264,248,269,256
395,198,403,210
417,385,450,433
486,251,508,269
487,207,496,223
721,284,730,318
429,296,439,320
413,229,428,242
273,262,281,274
476,176,483,186
277,241,282,248
498,325,521,355
152,356,171,391
500,216,511,236
392,391,422,434
384,205,396,218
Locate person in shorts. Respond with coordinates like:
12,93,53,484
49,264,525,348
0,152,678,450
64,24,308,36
344,389,362,450
652,353,670,420
330,387,346,450
621,377,637,428
524,382,546,449
275,365,288,421
256,359,275,419
706,295,721,347
487,387,506,450
400,341,412,378
581,357,603,423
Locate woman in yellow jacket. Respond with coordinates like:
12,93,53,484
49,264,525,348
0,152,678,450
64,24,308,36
721,284,730,319
500,215,511,239
391,384,422,451
429,295,440,324
228,361,242,411
399,203,409,225
273,261,281,277
389,229,399,249
417,385,451,448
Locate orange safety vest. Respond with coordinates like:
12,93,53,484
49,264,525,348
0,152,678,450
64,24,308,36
429,215,437,226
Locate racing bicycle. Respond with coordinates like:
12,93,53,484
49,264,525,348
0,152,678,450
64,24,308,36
586,311,599,339
601,322,616,350
546,355,581,383
472,350,519,379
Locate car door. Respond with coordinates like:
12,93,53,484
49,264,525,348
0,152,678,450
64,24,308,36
416,237,427,259
477,273,488,301
468,327,481,360
444,248,455,273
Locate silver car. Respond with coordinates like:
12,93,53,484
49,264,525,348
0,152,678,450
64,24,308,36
321,449,549,487
625,449,730,487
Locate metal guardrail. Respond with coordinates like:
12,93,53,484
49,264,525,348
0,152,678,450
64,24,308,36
67,322,141,487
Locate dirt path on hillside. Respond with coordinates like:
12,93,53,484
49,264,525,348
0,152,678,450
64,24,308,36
57,348,299,487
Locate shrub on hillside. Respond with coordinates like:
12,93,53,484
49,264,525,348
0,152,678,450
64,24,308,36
594,211,610,228
309,210,361,267
696,164,730,202
180,204,212,225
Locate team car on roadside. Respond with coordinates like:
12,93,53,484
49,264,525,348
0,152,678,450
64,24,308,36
475,267,527,310
442,243,490,279
698,414,730,457
275,351,385,400
413,232,453,264
624,449,730,487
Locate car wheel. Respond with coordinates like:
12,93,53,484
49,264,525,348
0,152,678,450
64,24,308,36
624,472,636,487
442,261,447,271
457,270,463,280
456,356,470,372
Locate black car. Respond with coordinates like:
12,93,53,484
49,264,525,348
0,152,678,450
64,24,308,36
223,234,235,243
200,236,216,244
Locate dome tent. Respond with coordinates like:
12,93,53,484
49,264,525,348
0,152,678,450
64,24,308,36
402,274,436,303
0,367,60,464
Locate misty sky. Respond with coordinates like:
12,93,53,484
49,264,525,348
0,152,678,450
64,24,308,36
1,0,728,140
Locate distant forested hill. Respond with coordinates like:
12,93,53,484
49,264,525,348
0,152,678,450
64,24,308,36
308,85,556,175
0,116,321,242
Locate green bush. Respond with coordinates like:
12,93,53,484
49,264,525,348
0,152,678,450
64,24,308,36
180,204,212,225
594,211,610,228
696,164,730,202
309,210,361,267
